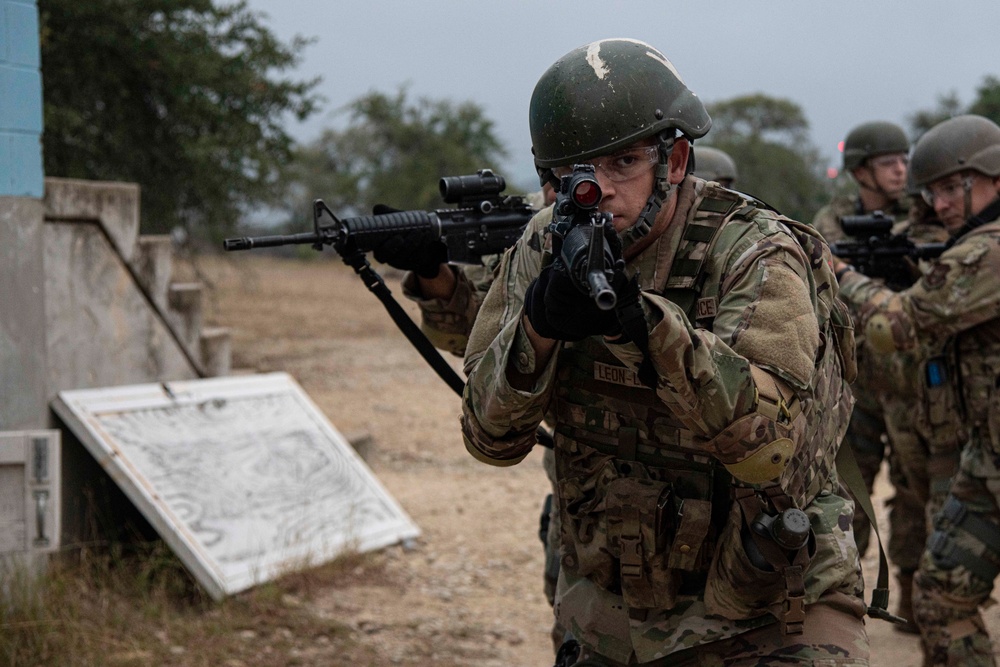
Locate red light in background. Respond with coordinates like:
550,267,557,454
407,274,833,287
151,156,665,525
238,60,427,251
837,141,845,153
827,167,839,179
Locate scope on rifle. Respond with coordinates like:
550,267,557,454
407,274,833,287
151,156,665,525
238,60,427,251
550,165,618,311
556,168,602,213
840,210,894,237
439,169,505,207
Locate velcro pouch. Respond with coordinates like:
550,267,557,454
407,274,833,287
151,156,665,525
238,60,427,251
606,477,679,610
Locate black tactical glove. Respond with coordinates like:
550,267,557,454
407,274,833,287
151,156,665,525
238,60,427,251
524,262,639,341
370,204,448,279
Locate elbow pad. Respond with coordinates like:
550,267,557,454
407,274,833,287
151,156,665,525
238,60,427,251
707,366,804,485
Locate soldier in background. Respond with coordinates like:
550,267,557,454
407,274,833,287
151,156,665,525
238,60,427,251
371,181,567,653
813,121,911,562
835,114,1000,666
692,145,738,188
462,38,867,665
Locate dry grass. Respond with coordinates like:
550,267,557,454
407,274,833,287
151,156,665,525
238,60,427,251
0,542,378,667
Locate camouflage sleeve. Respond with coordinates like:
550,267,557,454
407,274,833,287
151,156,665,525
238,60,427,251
402,258,500,357
460,210,557,467
838,225,1000,353
605,221,821,469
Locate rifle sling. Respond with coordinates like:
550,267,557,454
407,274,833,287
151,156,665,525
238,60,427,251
341,250,467,397
835,440,908,625
340,250,556,450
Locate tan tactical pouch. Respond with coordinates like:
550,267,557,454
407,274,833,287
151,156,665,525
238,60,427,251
605,477,681,610
559,459,714,611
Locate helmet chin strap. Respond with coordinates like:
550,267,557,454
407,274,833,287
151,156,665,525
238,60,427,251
620,131,677,253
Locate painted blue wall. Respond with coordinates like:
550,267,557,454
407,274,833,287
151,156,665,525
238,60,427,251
0,0,43,197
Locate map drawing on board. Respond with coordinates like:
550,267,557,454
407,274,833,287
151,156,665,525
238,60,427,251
53,372,420,600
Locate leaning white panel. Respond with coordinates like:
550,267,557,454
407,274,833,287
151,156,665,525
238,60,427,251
52,372,419,600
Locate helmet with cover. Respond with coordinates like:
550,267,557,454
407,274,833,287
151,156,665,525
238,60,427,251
842,121,909,172
529,39,711,242
909,114,1000,188
692,146,737,184
530,38,710,169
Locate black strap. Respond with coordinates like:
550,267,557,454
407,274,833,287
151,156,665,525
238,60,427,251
341,250,467,396
340,249,556,450
835,440,908,625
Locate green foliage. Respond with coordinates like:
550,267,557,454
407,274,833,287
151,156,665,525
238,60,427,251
968,75,1000,126
909,75,1000,139
705,94,829,222
39,0,320,238
278,88,508,228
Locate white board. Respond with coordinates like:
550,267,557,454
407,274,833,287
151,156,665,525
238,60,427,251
53,372,419,600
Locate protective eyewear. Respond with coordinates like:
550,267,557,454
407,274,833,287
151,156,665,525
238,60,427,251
921,174,975,206
552,146,659,183
869,154,909,169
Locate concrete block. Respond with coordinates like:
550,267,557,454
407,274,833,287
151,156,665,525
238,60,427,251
167,281,204,354
0,64,41,132
133,235,173,310
0,430,60,556
0,132,43,197
44,222,199,391
44,178,141,262
199,326,231,378
3,1,41,68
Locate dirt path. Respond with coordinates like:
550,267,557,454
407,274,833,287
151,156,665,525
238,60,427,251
196,253,996,666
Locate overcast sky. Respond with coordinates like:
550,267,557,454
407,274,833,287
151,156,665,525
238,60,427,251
244,0,1000,191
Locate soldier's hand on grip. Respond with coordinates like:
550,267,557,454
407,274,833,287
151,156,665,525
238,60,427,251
524,263,637,341
370,204,449,279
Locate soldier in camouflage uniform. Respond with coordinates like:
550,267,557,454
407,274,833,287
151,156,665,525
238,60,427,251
460,39,868,665
812,121,911,561
834,114,1000,666
691,146,738,189
817,121,951,629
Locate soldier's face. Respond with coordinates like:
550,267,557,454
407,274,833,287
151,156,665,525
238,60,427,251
867,153,908,199
927,172,999,232
593,139,689,235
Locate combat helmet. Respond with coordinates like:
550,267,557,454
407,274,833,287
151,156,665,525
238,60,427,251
692,146,737,185
910,114,1000,188
842,121,909,171
529,38,711,241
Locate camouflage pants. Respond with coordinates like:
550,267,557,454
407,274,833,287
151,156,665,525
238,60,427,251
883,395,933,573
913,431,1000,666
564,592,870,666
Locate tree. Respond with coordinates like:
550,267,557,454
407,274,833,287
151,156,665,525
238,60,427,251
704,94,828,222
908,75,1000,139
39,0,320,238
278,88,508,228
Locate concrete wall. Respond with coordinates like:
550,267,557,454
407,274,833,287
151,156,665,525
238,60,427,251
0,197,47,430
0,1,46,429
43,179,201,392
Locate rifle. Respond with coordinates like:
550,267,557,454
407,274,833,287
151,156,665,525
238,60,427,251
548,165,620,310
222,169,535,399
829,211,946,290
223,168,534,265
